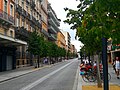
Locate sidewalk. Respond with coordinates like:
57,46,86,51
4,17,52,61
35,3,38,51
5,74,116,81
77,64,120,90
0,64,52,83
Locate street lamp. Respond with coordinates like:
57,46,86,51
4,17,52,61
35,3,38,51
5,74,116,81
102,37,109,90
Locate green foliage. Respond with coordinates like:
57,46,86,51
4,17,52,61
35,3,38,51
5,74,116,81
64,0,120,54
27,31,40,55
27,31,68,59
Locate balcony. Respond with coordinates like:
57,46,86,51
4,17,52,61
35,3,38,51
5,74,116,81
30,15,37,24
41,4,47,14
48,9,60,26
41,29,49,37
48,18,59,32
26,12,30,20
30,0,35,9
22,9,27,17
49,34,57,41
30,21,35,29
26,0,30,4
16,4,22,14
15,27,29,41
36,20,42,29
0,9,14,26
33,17,37,25
48,26,57,34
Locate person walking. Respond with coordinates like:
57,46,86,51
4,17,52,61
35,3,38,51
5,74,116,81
115,57,120,79
112,59,116,73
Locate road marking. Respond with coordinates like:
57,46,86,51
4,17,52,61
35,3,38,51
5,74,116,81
20,61,74,90
72,66,79,90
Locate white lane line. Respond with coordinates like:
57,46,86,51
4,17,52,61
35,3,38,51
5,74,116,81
20,61,74,90
72,66,79,90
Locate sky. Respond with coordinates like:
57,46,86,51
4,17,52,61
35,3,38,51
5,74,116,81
48,0,83,52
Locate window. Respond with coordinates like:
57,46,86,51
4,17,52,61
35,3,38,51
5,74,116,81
4,29,7,36
21,0,24,9
10,30,13,37
37,14,38,20
10,5,13,16
30,26,32,31
22,20,24,27
26,24,28,30
31,10,33,16
26,6,28,12
4,0,7,12
16,18,19,27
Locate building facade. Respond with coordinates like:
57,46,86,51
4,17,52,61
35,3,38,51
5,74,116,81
14,0,42,67
70,44,75,54
57,31,66,49
47,3,60,43
41,0,49,40
61,30,71,52
0,0,61,71
0,0,27,71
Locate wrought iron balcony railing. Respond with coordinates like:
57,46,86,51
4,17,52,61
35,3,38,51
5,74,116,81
15,27,29,41
25,12,30,20
49,34,57,41
22,9,27,17
0,9,14,25
41,29,49,37
16,4,22,14
30,0,35,9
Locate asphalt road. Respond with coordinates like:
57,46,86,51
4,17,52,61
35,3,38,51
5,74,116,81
0,59,79,90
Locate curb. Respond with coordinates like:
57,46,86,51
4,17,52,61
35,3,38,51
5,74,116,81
0,65,52,83
0,71,33,83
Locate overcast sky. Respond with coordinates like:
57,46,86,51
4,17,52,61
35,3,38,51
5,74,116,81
48,0,83,51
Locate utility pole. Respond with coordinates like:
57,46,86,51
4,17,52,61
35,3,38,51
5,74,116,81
102,37,109,90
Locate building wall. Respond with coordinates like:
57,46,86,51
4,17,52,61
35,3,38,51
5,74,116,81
0,0,16,72
14,0,42,67
41,0,48,40
0,0,15,37
47,3,60,42
61,30,71,51
57,31,66,49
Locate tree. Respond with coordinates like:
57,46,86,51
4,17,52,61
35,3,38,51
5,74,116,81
27,31,44,67
64,0,120,87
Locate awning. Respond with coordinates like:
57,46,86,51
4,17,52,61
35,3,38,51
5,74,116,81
0,33,27,46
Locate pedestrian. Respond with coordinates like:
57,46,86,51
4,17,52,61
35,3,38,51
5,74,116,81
112,59,116,73
115,57,120,79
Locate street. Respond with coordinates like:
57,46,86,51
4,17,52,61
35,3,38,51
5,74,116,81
0,59,79,90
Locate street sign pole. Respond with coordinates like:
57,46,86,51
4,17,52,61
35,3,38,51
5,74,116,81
102,37,109,90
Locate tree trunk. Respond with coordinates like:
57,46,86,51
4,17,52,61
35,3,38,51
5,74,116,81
96,53,102,88
30,53,33,66
37,55,40,68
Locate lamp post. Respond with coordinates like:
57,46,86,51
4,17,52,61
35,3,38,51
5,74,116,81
102,37,109,90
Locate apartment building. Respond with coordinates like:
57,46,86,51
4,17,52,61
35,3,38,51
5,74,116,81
70,44,75,54
0,0,27,71
61,30,71,52
0,0,61,71
57,31,66,49
41,0,49,40
14,0,42,67
47,3,60,43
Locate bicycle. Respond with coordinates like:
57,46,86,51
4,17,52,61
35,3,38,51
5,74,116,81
80,69,96,82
